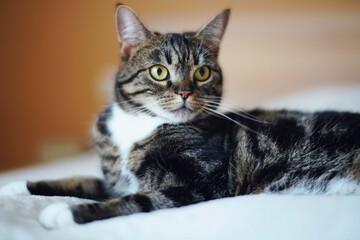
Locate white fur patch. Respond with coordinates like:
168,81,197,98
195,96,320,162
272,177,360,195
107,103,166,194
325,178,360,195
0,181,30,196
149,102,197,123
39,202,76,229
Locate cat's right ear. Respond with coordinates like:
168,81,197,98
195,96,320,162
115,5,149,60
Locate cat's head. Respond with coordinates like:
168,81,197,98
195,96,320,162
114,5,229,123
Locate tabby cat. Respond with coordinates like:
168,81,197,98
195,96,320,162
1,5,360,229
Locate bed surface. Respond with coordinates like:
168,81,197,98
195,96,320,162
1,85,360,240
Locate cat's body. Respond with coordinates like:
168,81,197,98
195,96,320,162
0,5,359,229
98,103,360,198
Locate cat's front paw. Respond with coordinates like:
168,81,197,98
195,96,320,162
0,181,30,196
39,202,76,229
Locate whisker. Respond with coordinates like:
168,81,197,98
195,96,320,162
97,97,156,112
203,101,270,124
201,95,223,99
203,106,265,136
127,102,159,115
127,106,147,115
129,106,155,115
199,97,271,124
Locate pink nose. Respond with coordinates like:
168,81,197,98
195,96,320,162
178,91,192,100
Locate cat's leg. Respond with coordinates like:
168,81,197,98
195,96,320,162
39,186,204,229
0,177,109,200
93,106,124,190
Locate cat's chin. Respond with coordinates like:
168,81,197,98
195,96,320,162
149,105,199,123
169,108,198,123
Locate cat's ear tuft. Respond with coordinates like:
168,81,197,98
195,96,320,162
197,9,230,47
115,5,149,59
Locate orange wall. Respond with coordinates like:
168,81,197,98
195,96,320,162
0,1,118,170
0,0,359,171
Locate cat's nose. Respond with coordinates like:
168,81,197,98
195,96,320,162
177,90,192,100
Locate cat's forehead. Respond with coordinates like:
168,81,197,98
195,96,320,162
144,32,216,68
162,33,193,65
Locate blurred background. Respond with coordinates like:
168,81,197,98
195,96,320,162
0,0,359,171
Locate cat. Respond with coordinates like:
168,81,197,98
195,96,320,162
1,4,360,229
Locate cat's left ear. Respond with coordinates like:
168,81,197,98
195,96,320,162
115,5,150,60
197,9,230,48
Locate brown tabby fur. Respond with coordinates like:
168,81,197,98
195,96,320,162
2,5,359,226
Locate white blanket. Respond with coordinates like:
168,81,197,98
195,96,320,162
1,85,360,240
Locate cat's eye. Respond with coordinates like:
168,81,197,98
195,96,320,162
149,65,168,81
194,66,211,81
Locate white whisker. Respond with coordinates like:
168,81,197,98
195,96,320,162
203,106,265,136
199,96,271,124
204,101,270,124
127,101,159,115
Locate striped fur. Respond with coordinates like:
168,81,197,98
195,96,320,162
3,5,360,227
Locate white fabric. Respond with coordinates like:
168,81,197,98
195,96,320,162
0,85,359,240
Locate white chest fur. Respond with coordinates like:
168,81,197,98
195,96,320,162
107,103,166,193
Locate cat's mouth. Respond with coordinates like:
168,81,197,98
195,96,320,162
148,98,202,122
170,105,193,114
166,103,198,122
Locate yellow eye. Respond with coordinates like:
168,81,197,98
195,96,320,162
149,65,168,81
194,66,211,81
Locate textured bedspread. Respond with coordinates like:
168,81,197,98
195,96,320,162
1,189,360,240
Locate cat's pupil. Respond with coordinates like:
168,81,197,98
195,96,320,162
199,68,205,76
157,68,162,76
